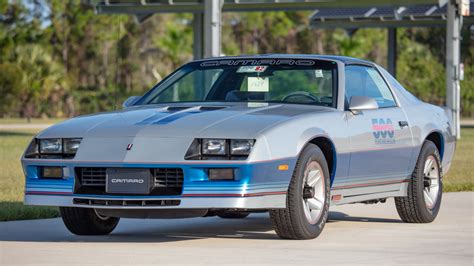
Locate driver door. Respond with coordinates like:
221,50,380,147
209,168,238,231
345,65,414,188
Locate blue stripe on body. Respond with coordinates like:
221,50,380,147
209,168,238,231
136,109,210,126
135,112,170,125
153,111,201,125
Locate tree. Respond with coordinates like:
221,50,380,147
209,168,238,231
0,2,472,118
13,44,69,119
0,63,22,116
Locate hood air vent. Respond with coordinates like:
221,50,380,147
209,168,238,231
198,106,226,111
165,106,191,112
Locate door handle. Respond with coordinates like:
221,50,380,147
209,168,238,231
399,121,409,128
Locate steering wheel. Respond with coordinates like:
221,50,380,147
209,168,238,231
281,91,320,103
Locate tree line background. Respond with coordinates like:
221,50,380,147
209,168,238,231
0,0,473,119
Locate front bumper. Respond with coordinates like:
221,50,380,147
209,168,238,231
22,158,295,209
24,193,286,209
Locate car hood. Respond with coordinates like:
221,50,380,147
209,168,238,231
37,102,333,139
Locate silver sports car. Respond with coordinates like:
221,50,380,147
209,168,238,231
21,55,455,239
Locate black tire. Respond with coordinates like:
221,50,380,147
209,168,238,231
217,211,250,219
395,140,443,223
269,144,330,240
60,207,120,235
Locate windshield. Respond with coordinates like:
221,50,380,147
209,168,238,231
138,59,338,107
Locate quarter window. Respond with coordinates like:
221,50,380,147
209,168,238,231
345,65,396,108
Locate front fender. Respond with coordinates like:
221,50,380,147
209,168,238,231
296,127,330,155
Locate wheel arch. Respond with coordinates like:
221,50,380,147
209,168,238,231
425,130,444,160
300,136,337,187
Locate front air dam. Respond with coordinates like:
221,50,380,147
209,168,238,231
95,209,209,219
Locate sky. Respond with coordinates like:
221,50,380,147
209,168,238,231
22,0,51,28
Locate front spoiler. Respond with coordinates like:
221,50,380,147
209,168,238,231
24,193,287,209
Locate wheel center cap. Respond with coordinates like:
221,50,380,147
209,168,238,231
423,176,431,188
303,186,315,199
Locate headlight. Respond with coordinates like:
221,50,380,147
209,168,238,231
39,139,62,154
185,138,255,160
230,139,255,155
63,138,82,154
202,139,227,155
26,138,82,159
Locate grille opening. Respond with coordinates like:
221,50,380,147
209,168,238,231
108,200,124,206
91,199,107,205
153,168,184,188
73,198,180,207
80,168,106,186
74,167,184,196
124,200,142,206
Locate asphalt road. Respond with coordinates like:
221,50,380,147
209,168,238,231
0,192,472,265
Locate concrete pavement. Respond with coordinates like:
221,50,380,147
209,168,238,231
0,124,53,130
0,192,473,265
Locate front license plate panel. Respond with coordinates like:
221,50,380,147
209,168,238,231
106,168,151,194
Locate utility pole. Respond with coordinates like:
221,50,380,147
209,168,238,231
446,0,463,139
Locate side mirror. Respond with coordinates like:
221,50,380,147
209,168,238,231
122,96,141,108
348,96,378,114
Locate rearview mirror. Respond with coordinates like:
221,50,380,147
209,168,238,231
348,96,378,114
122,96,141,109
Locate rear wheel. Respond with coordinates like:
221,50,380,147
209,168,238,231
217,211,250,219
270,144,330,239
395,140,443,223
60,207,120,235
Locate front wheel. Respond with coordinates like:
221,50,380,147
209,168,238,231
270,144,330,240
395,140,443,223
60,207,120,235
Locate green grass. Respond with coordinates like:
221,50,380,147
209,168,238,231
0,129,60,221
443,127,474,192
0,126,472,221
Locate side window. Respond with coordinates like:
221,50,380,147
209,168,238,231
345,65,396,108
379,67,421,104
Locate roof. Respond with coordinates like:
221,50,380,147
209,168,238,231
191,54,373,65
310,0,474,28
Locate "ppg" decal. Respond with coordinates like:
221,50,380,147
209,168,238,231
372,118,396,144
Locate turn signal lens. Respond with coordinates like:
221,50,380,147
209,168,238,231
41,166,63,179
209,168,234,180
